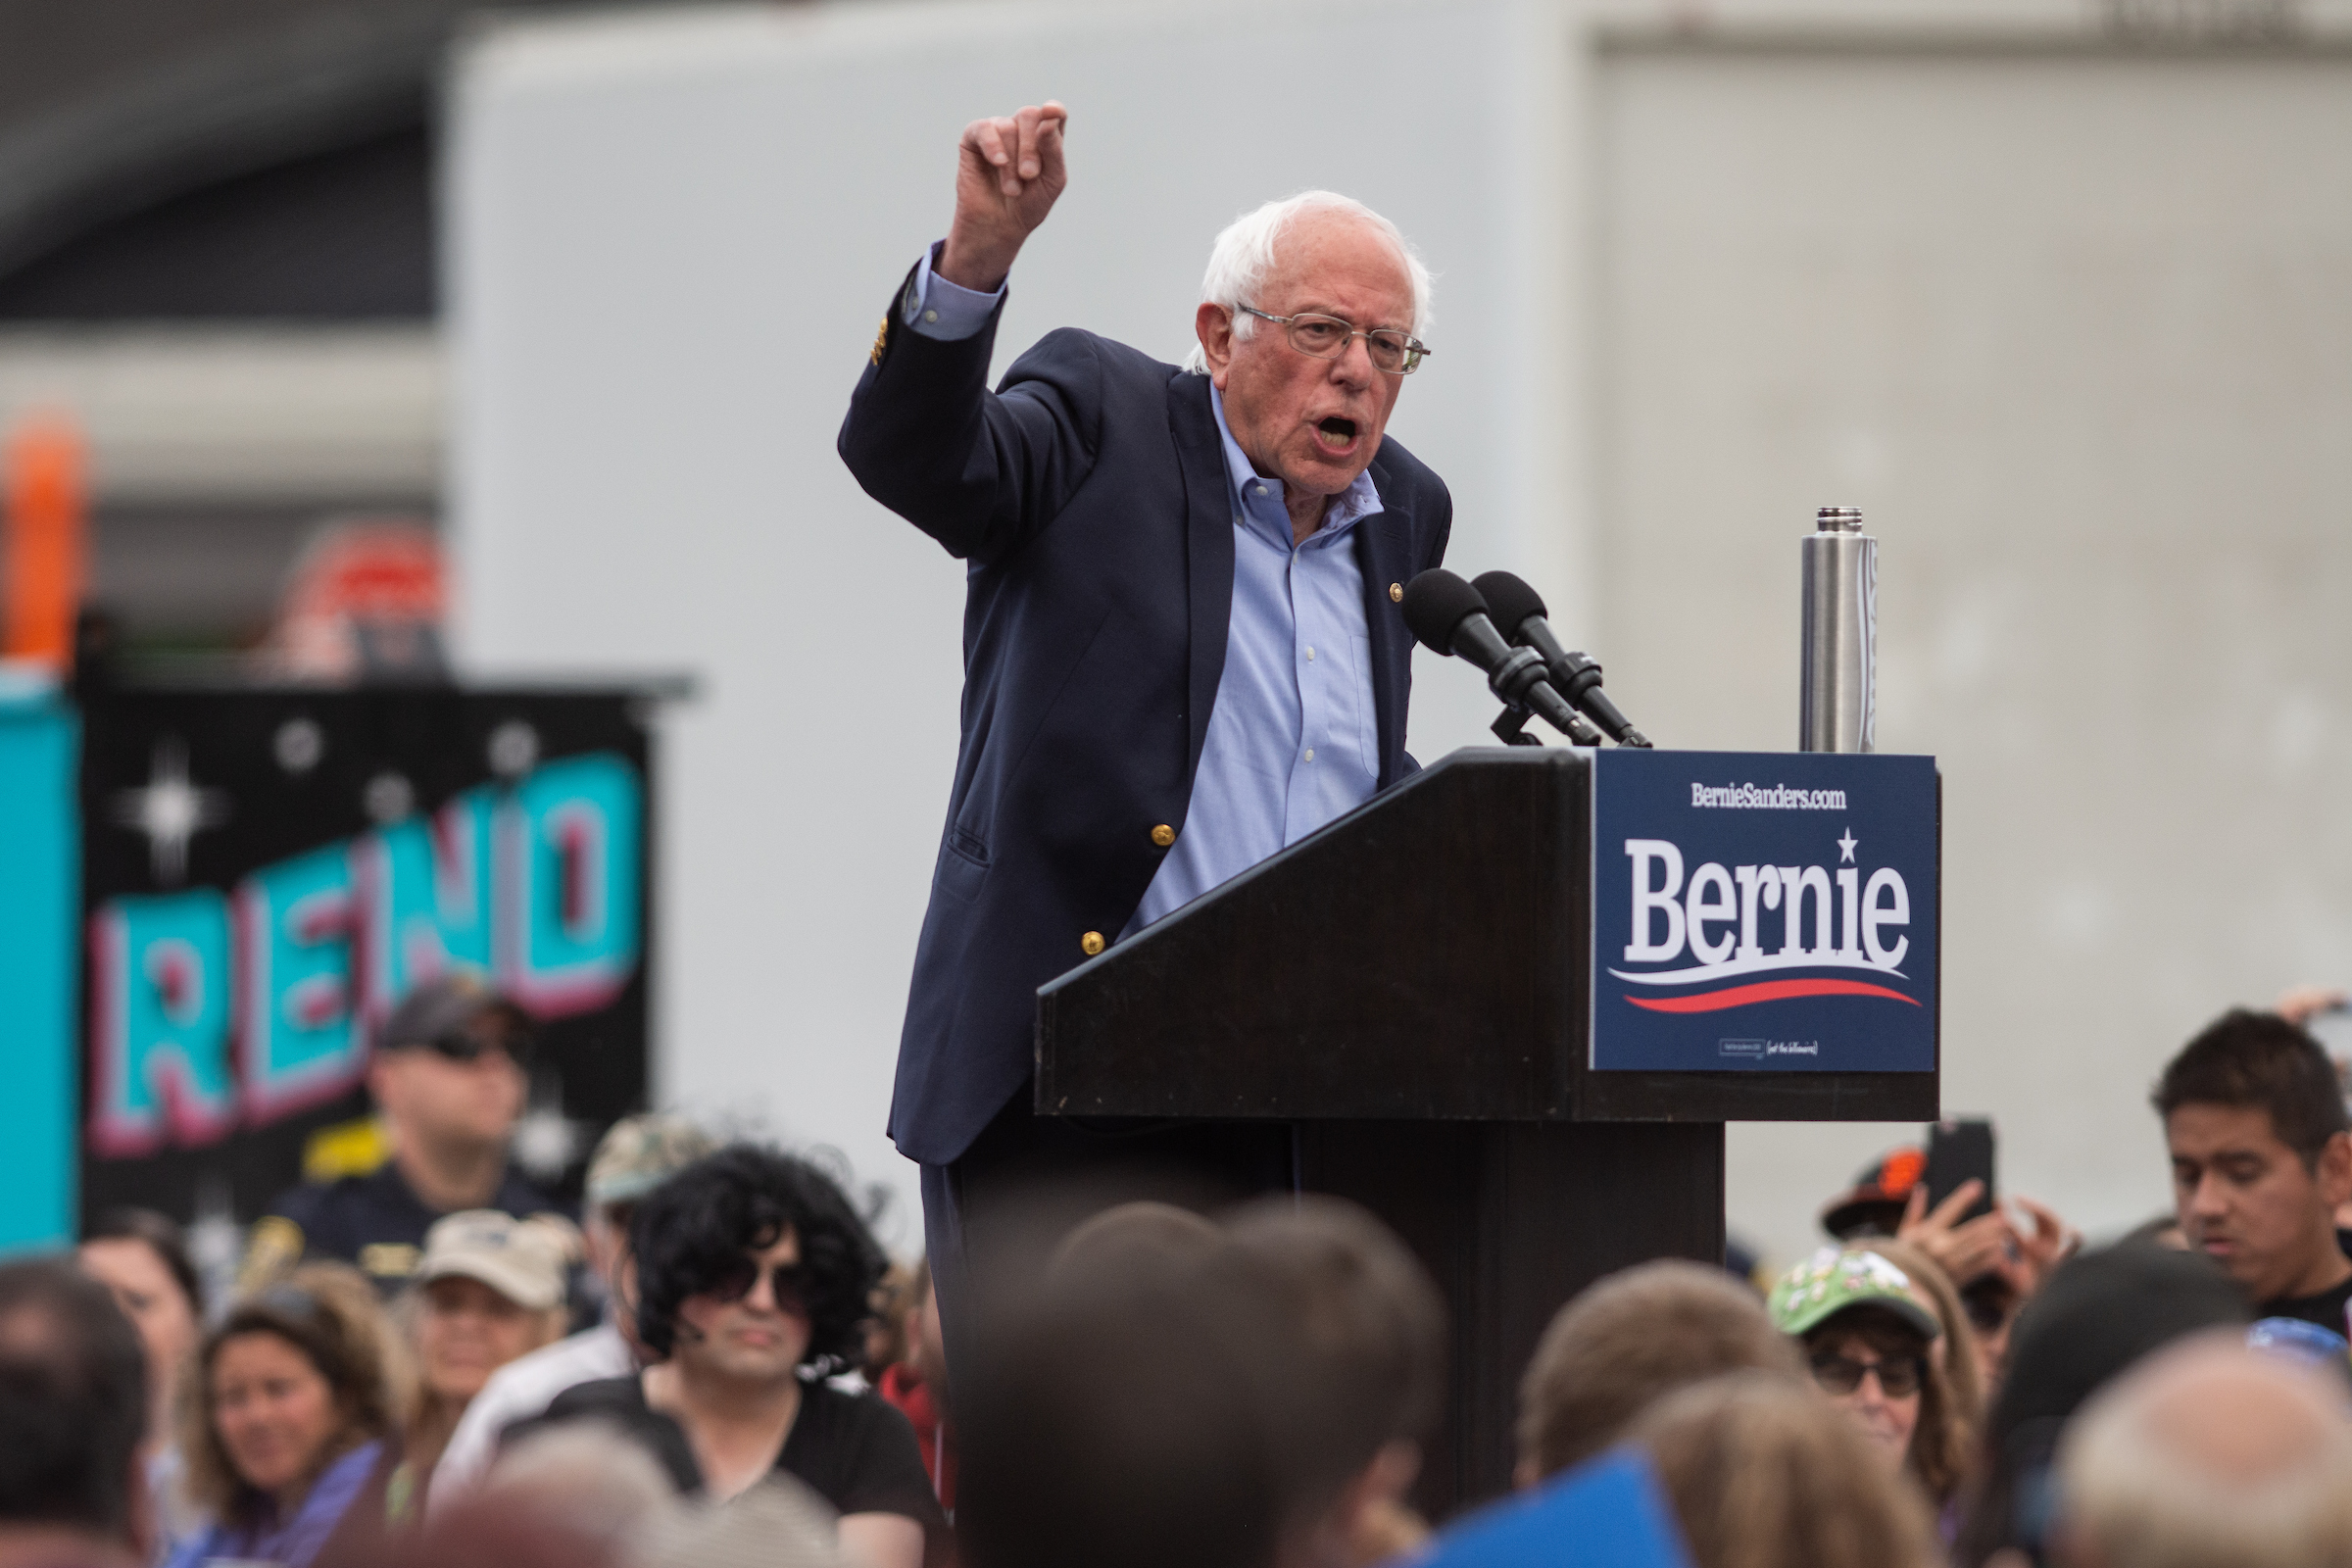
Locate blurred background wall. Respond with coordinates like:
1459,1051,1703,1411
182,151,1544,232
8,0,2352,1264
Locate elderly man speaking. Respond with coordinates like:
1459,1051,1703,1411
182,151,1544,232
839,102,1451,1304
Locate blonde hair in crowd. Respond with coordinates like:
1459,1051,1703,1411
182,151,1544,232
2057,1339,2352,1568
1632,1372,1939,1568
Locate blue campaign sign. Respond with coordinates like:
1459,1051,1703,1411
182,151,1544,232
1410,1449,1693,1568
1590,750,1937,1073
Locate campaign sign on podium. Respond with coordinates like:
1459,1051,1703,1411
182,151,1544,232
1591,750,1938,1074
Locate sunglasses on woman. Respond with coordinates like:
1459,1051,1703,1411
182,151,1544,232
1809,1352,1924,1398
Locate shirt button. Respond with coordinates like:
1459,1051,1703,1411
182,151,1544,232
1306,646,1316,662
1304,748,1316,762
1254,484,1268,497
923,310,938,323
1151,824,1175,848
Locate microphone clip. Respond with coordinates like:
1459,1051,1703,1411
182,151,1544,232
1492,700,1601,748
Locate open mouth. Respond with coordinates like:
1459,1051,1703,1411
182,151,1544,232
1314,416,1358,451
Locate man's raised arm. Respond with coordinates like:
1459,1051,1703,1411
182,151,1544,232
840,102,1096,563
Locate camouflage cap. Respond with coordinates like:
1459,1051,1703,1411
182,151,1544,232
1767,1246,1942,1343
585,1113,713,1206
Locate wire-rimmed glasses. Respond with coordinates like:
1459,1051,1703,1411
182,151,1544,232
1235,305,1430,375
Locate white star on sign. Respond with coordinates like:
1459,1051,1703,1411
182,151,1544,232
1837,827,1858,863
110,737,232,886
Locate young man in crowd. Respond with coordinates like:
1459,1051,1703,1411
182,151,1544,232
2155,1008,2352,1332
427,1112,712,1511
535,1146,946,1568
243,973,567,1294
0,1259,153,1568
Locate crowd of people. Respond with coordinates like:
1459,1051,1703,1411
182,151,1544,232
11,983,2352,1568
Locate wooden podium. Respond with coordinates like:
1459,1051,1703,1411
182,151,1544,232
1037,747,1938,1511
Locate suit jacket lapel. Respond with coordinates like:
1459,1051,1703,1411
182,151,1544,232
1358,459,1416,787
1167,371,1235,784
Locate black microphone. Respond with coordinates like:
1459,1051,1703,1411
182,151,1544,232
1470,570,1651,748
1399,569,1588,739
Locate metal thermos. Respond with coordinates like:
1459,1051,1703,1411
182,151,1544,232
1799,507,1876,753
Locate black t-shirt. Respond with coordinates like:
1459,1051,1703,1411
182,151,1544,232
2258,1271,2352,1338
536,1374,947,1542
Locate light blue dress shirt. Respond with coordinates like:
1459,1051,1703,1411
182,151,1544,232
903,251,1385,939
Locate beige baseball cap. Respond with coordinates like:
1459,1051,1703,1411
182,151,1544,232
416,1209,574,1311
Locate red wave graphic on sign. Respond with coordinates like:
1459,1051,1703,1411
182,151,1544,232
1624,978,1921,1013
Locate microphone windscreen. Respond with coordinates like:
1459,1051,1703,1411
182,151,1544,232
1471,570,1546,635
1400,569,1488,656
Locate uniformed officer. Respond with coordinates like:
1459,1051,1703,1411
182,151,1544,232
241,973,569,1295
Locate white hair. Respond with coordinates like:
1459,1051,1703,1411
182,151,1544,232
1181,190,1434,374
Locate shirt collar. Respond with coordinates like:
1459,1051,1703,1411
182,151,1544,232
1208,381,1380,550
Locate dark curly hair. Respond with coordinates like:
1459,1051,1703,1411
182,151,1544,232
630,1145,886,1372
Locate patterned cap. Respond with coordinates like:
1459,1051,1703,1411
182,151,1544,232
585,1112,713,1206
1767,1247,1942,1343
417,1209,575,1310
1819,1146,1926,1240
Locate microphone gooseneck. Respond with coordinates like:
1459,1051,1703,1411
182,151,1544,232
1469,570,1651,748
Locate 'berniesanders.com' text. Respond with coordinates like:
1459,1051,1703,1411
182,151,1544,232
1689,782,1849,810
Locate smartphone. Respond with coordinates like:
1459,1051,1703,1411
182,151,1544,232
2306,1003,2352,1059
1922,1118,1996,1225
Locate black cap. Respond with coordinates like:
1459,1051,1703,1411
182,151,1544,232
379,972,529,1059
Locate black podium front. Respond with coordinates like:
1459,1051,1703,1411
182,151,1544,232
1037,746,1939,1510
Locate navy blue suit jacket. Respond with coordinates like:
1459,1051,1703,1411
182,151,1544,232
838,277,1453,1166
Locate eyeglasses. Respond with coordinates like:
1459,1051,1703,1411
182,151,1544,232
704,1256,811,1315
1810,1352,1924,1398
1235,305,1430,375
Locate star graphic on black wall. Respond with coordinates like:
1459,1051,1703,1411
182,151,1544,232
110,738,232,885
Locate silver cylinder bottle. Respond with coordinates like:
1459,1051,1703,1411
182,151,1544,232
1799,507,1876,753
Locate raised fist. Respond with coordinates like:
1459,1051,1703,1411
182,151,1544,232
938,101,1067,294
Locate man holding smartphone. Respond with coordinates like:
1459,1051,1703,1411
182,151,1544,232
2156,1008,2352,1334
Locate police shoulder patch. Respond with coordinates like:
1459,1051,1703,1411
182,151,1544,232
359,1242,421,1281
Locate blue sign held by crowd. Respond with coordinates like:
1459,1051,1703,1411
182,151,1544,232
1409,1449,1693,1568
1590,749,1939,1075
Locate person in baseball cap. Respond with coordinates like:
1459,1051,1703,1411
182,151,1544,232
245,974,565,1298
1820,1147,1927,1241
400,1211,579,1507
424,1113,712,1513
1770,1246,1973,1507
417,1209,576,1314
